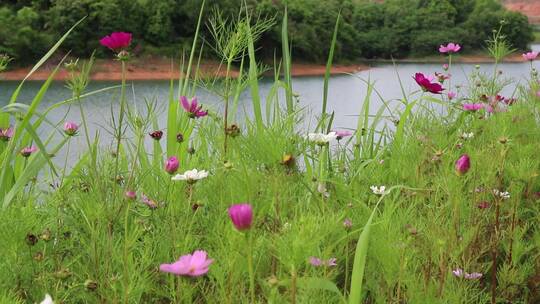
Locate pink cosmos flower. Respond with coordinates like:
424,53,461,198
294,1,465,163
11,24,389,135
181,96,208,119
100,32,132,52
414,73,444,94
0,126,13,141
309,257,323,266
228,203,253,231
447,92,457,100
334,130,353,140
63,121,79,136
462,103,484,111
309,257,337,267
343,218,352,229
435,72,450,83
160,250,213,277
442,64,449,71
20,146,37,157
455,154,470,175
452,268,464,277
452,268,482,280
439,43,461,54
164,156,179,175
522,51,538,61
140,193,158,209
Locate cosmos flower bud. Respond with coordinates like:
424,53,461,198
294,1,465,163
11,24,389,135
455,154,470,175
228,203,254,231
164,156,179,175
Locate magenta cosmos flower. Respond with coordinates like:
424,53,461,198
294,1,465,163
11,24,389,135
164,156,179,175
463,103,484,111
439,43,461,54
414,73,444,94
100,32,132,52
20,146,37,157
160,250,213,277
0,126,13,141
455,154,470,175
228,203,253,231
63,121,79,136
522,51,538,61
181,96,208,118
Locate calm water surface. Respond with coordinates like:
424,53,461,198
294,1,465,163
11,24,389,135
0,58,538,165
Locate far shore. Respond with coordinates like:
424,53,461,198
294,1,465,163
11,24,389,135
0,53,531,81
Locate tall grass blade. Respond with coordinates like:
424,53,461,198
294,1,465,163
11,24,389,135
319,12,340,131
281,8,294,114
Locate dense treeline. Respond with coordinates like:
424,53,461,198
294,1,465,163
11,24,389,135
0,0,534,64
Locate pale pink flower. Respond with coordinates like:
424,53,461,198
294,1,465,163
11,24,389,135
462,103,484,111
140,193,158,209
20,146,37,157
439,43,461,54
160,250,213,277
333,130,353,140
309,257,323,266
63,121,79,136
0,126,13,141
522,51,538,61
447,92,457,100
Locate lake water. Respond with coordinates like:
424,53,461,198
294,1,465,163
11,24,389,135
0,55,538,165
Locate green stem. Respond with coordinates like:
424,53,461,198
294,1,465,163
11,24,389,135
114,60,127,187
247,232,255,303
223,59,232,155
77,95,94,166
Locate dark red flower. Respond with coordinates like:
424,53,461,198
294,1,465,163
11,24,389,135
149,130,163,140
414,73,444,94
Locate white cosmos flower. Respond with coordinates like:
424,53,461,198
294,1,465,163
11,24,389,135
370,185,387,195
171,169,209,183
307,132,337,145
41,294,54,304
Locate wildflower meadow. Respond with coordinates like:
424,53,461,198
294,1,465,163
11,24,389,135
0,2,539,304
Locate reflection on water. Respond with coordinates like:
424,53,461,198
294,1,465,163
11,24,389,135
0,59,538,165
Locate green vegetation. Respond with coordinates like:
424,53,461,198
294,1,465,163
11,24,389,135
1,3,540,304
0,0,535,64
